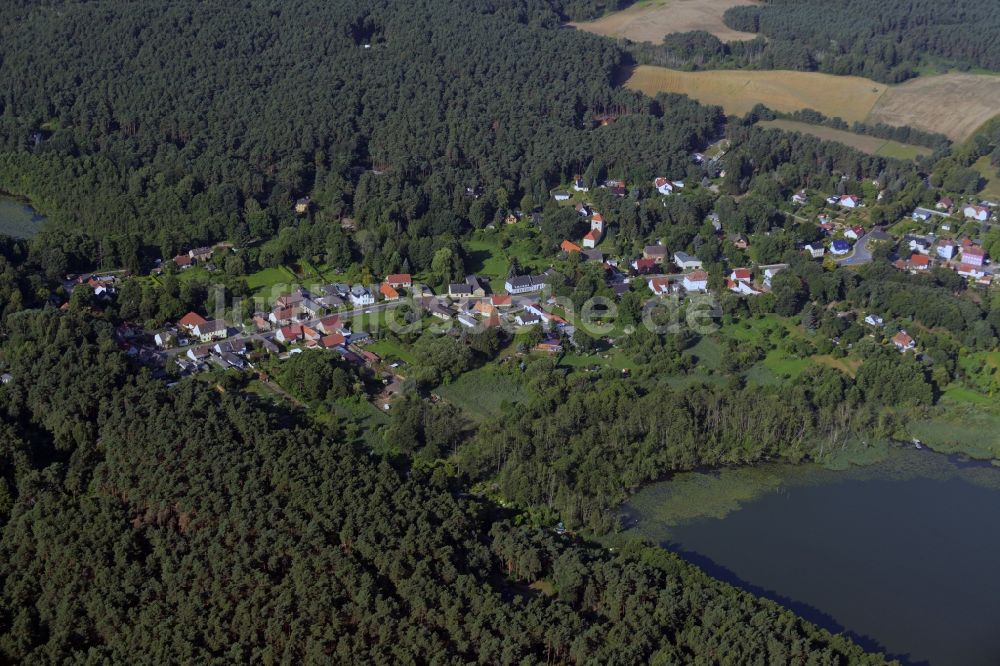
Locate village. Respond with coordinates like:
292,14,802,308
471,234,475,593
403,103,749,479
55,155,1000,415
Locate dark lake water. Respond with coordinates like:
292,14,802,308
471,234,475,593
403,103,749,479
623,450,1000,666
0,196,44,239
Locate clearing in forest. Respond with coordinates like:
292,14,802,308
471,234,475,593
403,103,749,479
758,120,930,160
625,67,1000,142
569,0,760,44
625,66,887,122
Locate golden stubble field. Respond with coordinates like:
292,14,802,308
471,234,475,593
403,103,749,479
570,0,760,44
625,66,1000,142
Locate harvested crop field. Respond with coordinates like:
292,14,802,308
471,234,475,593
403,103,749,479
570,0,759,44
865,73,1000,143
625,66,1000,142
626,66,886,121
758,120,930,160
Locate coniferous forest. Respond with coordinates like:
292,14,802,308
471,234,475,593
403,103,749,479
5,0,1000,663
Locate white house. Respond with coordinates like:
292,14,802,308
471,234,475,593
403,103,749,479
964,205,991,221
349,285,375,307
505,275,546,295
792,190,808,206
582,228,601,249
839,195,861,209
648,277,672,296
936,242,957,261
864,314,884,327
191,320,228,342
962,245,986,267
553,191,571,202
673,251,703,270
682,271,709,292
653,177,675,195
804,243,825,259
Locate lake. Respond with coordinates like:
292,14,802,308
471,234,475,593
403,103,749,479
0,195,44,239
622,449,1000,666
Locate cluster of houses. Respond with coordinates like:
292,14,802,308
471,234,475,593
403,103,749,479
895,234,992,284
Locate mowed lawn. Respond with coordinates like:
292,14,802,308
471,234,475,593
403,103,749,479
626,67,1000,142
759,120,929,161
972,156,1000,200
626,66,888,121
569,0,759,44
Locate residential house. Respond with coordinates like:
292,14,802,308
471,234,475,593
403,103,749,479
295,197,311,214
574,203,591,217
535,338,563,354
219,352,245,369
490,294,512,308
153,331,175,349
320,333,347,349
582,228,601,249
673,251,703,270
731,234,749,250
214,339,247,356
448,282,472,298
515,311,542,327
385,273,412,288
561,239,582,253
318,316,343,335
189,247,213,263
683,271,709,292
186,345,212,363
958,263,987,279
301,325,322,342
936,241,957,261
380,282,400,301
963,205,991,221
654,177,675,195
730,268,751,283
826,195,841,205
582,249,604,263
936,196,953,211
300,299,323,318
192,319,228,343
864,314,884,327
648,276,672,296
907,236,931,255
632,258,658,274
465,275,486,298
763,265,785,288
892,330,915,351
457,314,478,329
260,338,280,354
604,180,627,197
173,254,193,269
276,323,304,344
911,208,933,222
844,225,865,241
830,240,851,255
179,312,208,331
316,294,344,309
804,243,825,259
643,245,669,264
909,253,931,271
839,195,861,208
572,178,589,192
269,306,297,326
275,291,305,310
504,274,546,295
961,245,986,267
552,191,571,201
792,190,808,205
429,302,455,320
349,285,375,307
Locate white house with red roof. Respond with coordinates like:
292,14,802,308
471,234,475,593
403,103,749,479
682,271,709,292
963,205,991,221
276,324,303,344
582,228,601,249
178,312,207,331
892,330,915,351
648,276,672,296
653,177,675,195
590,213,605,234
385,273,412,288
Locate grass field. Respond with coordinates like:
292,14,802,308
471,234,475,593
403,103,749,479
434,367,527,420
625,67,1000,142
0,197,43,239
570,0,759,44
465,232,549,283
972,156,1000,200
759,120,930,160
245,266,298,297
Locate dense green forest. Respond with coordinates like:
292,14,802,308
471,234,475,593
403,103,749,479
627,0,1000,83
0,311,891,663
0,0,720,273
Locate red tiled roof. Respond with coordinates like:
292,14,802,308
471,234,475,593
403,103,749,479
583,229,600,241
731,268,751,280
179,312,207,328
687,270,709,281
385,273,411,285
561,240,582,253
963,246,985,257
491,294,512,307
380,282,400,299
910,254,930,266
321,333,346,348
